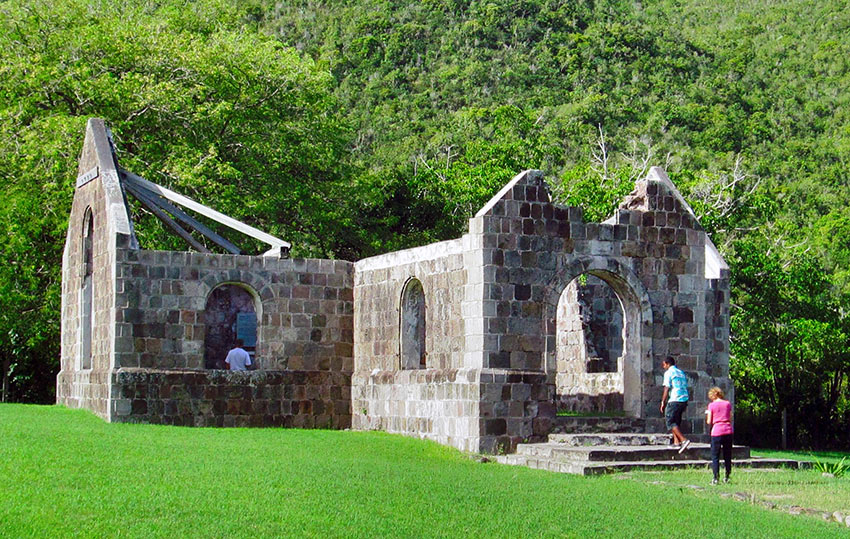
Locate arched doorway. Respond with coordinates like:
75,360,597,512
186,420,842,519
204,283,259,369
556,273,625,413
545,261,652,418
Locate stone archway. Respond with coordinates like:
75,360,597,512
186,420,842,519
555,273,624,412
544,258,653,418
203,283,260,369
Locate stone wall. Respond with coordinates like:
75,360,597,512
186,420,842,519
468,169,729,436
351,367,553,454
352,368,480,452
112,253,354,373
352,240,474,448
102,253,356,426
111,369,351,428
478,370,553,453
58,119,136,419
351,168,730,449
354,239,467,371
58,121,357,430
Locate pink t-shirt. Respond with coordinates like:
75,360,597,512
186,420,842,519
708,400,733,437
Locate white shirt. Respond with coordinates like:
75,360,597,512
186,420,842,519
225,347,252,371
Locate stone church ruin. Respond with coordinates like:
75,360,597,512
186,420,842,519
58,118,734,454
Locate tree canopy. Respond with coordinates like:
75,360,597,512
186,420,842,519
0,0,350,401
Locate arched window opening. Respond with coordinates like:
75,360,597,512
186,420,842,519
400,278,426,369
203,284,258,369
556,273,626,412
80,209,94,370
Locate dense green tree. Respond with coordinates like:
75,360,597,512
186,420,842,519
0,0,350,401
730,240,850,448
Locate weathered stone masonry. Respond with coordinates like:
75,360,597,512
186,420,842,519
58,120,354,430
351,169,731,451
107,251,354,428
58,119,136,419
58,119,732,454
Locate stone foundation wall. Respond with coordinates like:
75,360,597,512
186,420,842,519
352,369,554,453
555,372,624,413
111,368,351,428
56,370,112,419
352,368,481,452
478,370,553,453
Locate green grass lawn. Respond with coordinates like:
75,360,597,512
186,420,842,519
1,404,846,538
753,449,849,466
629,466,850,518
654,449,850,514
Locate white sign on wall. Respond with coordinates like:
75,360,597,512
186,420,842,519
76,166,99,188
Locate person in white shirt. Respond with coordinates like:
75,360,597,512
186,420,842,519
225,339,252,371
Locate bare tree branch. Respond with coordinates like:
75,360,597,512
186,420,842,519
590,124,610,185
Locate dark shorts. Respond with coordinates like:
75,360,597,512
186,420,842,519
665,400,688,429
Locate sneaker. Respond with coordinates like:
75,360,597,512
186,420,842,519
668,444,681,450
711,478,718,485
678,440,691,454
723,476,730,484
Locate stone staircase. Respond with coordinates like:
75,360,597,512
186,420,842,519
496,429,804,476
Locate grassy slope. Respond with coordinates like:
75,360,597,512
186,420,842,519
753,449,849,465
1,404,843,537
632,465,850,517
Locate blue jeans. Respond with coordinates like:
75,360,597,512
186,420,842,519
711,434,733,479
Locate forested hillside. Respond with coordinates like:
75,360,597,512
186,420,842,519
1,0,848,447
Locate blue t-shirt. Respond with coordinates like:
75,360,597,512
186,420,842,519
663,366,689,402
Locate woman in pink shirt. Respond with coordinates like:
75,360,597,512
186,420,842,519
705,387,734,484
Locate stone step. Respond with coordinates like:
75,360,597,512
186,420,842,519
515,442,751,462
548,415,646,434
495,455,805,476
496,453,586,475
548,433,672,446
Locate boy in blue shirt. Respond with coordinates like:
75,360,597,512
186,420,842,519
661,357,691,453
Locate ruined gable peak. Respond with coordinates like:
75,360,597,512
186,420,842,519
617,166,695,216
73,118,137,246
619,166,727,279
475,169,549,218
